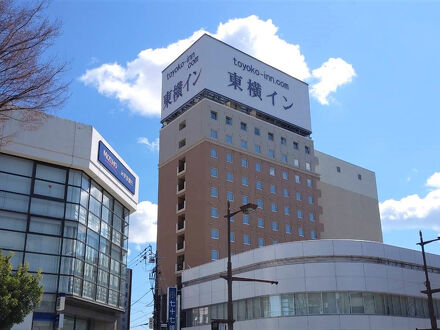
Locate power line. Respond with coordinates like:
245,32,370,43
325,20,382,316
131,288,153,307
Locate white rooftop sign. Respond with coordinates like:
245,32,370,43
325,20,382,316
161,34,311,132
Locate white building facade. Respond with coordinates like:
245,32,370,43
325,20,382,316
0,114,138,330
181,239,440,330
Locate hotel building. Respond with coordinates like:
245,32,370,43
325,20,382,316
157,32,382,308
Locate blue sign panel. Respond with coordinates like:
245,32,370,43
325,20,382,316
98,141,136,195
167,287,177,330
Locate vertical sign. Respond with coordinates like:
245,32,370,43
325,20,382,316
167,287,178,330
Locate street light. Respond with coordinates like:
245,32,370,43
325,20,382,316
220,201,277,330
417,230,440,330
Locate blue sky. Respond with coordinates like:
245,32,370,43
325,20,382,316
43,0,440,327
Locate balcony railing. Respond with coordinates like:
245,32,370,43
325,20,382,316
176,240,185,253
177,162,186,176
176,220,185,233
176,200,186,213
177,181,186,194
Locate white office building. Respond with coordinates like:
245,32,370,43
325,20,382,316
0,113,138,329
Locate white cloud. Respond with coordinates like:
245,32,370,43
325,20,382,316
310,58,356,105
380,172,440,231
426,172,440,188
80,15,355,115
138,137,159,152
129,200,157,244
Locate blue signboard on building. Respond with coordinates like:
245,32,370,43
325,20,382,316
98,141,136,195
167,286,178,330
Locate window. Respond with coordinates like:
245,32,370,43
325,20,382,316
273,240,278,245
211,228,219,239
243,234,250,245
311,230,316,239
284,206,290,215
258,238,264,247
282,154,287,163
281,137,286,145
308,196,314,204
240,140,247,149
242,196,248,204
283,189,289,197
211,208,218,218
211,250,219,260
257,218,264,228
271,203,277,212
211,168,218,178
297,210,303,219
227,191,234,201
210,149,217,158
307,179,312,187
254,145,261,153
286,224,292,234
282,171,288,180
241,158,248,168
294,159,299,167
272,221,278,231
358,174,362,180
293,142,299,150
210,111,217,120
296,192,301,201
256,181,262,190
309,213,315,222
268,149,275,158
255,163,261,172
225,135,232,144
178,139,186,148
230,232,235,242
295,175,300,184
241,176,248,186
268,132,274,141
226,116,232,125
270,185,276,194
337,166,341,173
226,153,233,163
305,146,310,154
240,122,247,131
257,200,263,209
298,227,304,237
230,216,234,222
243,215,249,225
210,129,218,139
210,187,218,198
269,167,275,176
254,127,260,136
226,172,233,182
306,162,311,171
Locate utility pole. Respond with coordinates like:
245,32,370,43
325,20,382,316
152,251,160,330
417,230,440,330
219,201,278,330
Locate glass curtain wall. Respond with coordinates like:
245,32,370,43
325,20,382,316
0,153,130,316
186,291,440,327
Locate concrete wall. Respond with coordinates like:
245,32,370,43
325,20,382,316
315,151,382,242
0,113,138,212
